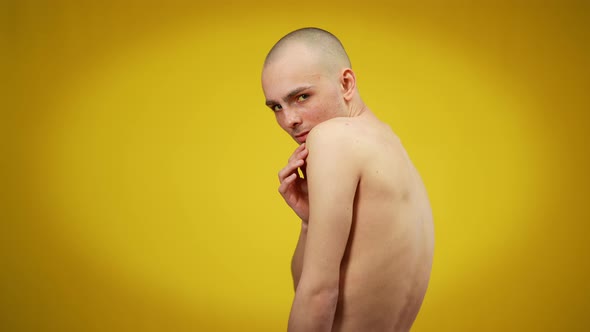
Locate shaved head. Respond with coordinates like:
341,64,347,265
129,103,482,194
264,27,351,75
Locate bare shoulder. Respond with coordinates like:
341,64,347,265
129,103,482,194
306,117,363,148
307,116,388,155
304,118,372,178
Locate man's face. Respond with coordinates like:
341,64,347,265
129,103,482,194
262,44,345,144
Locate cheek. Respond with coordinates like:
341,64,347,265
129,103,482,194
314,91,342,116
275,115,284,127
301,105,321,123
312,99,336,118
275,114,290,131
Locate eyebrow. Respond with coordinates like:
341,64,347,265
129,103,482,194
265,85,314,106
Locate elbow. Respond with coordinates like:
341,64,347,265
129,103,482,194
289,283,339,331
319,289,339,316
314,287,339,308
298,284,339,314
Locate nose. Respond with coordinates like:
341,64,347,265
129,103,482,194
284,109,302,129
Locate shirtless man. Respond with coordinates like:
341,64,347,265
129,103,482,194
261,28,435,332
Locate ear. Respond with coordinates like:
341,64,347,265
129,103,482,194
340,68,356,101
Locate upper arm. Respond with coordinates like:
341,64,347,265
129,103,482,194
297,123,360,294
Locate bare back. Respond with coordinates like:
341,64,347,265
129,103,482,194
328,112,434,331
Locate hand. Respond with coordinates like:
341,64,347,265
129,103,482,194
278,143,309,222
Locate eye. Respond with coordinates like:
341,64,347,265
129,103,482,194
297,94,309,102
272,104,283,112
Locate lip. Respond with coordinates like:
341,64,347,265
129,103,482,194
295,131,309,143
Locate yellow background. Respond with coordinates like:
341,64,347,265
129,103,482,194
2,1,589,331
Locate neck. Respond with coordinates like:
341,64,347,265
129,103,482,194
346,97,369,118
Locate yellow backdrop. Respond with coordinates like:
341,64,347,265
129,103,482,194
3,1,589,331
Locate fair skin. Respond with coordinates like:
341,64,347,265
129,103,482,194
262,36,434,332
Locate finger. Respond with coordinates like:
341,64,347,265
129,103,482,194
278,159,304,181
288,143,306,163
297,147,308,178
278,173,298,195
289,144,304,159
298,146,308,159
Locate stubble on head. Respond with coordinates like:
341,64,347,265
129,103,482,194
263,27,351,82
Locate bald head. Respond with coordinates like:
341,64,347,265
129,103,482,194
264,27,351,75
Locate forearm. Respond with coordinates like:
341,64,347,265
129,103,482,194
291,222,307,290
289,221,338,332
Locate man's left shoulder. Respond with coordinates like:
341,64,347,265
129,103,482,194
306,119,368,168
307,118,361,147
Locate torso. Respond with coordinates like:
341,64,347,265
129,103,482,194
328,113,434,332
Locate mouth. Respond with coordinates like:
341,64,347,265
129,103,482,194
294,131,309,143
